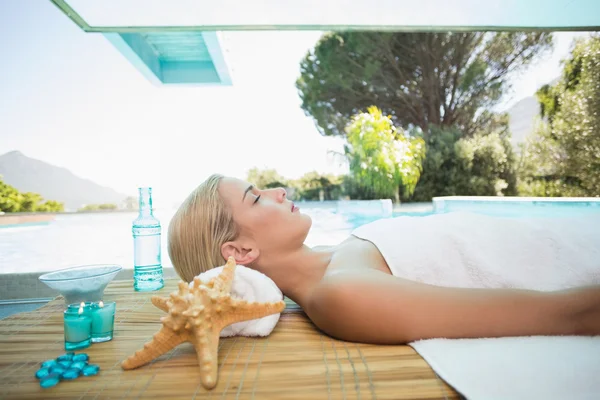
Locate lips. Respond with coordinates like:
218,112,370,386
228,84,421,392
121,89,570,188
291,202,295,212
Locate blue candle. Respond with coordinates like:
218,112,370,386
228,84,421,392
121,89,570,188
63,307,92,351
90,301,116,343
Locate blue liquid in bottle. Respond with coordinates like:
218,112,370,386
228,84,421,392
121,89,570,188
132,187,164,292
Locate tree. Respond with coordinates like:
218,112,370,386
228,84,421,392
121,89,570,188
77,204,117,212
20,192,43,212
246,168,288,189
519,35,600,196
0,178,23,212
38,200,64,212
290,171,344,200
0,176,64,212
297,32,552,139
410,123,517,201
344,106,425,202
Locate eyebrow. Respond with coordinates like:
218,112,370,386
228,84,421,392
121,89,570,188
242,185,254,202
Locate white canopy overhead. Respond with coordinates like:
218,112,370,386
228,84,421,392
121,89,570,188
53,0,599,32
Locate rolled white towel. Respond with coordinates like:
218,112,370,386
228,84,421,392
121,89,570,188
189,264,284,337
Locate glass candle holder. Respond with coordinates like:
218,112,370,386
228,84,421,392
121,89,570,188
63,307,92,351
90,301,116,343
67,302,93,313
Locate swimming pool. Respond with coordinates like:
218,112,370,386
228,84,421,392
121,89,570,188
1,197,599,274
433,196,600,218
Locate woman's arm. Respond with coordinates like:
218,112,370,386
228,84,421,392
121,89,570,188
305,271,599,344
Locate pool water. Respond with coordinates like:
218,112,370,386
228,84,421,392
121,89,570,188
433,197,600,218
1,198,599,274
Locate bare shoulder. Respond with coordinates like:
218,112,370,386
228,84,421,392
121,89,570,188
324,235,393,276
304,269,401,342
306,269,399,311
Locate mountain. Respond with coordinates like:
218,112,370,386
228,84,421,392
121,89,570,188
0,151,129,211
507,96,540,148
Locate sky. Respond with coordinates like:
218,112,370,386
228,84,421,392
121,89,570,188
0,1,589,207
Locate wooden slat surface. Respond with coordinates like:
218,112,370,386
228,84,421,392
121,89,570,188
0,279,461,399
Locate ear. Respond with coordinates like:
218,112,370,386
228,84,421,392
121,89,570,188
221,241,259,266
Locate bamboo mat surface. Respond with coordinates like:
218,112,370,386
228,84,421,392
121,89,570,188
0,279,461,400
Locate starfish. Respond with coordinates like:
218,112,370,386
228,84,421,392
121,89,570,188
121,257,286,389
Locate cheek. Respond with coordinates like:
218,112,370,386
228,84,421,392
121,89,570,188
245,207,278,233
256,208,288,236
264,209,286,230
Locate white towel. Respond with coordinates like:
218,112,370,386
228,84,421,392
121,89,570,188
351,212,600,400
352,212,600,291
190,264,284,337
410,336,600,400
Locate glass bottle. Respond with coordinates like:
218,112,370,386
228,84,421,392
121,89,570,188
132,187,164,291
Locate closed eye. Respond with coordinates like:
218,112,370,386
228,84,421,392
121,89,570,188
253,195,261,204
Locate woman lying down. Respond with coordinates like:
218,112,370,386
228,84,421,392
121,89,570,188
167,174,600,344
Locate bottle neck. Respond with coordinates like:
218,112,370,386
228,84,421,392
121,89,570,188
138,188,153,217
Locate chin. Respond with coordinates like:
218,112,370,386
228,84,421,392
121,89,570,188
301,212,313,228
299,214,312,240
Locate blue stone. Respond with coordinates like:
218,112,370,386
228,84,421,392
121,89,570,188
57,353,74,362
49,365,67,375
72,353,89,362
82,364,100,376
35,368,51,380
58,360,72,369
70,361,87,370
61,368,81,380
40,373,61,389
41,359,57,368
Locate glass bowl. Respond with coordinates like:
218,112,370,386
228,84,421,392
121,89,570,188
39,264,122,305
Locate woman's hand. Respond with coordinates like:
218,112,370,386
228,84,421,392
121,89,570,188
565,285,600,336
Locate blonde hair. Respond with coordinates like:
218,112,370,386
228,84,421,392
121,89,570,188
167,174,238,282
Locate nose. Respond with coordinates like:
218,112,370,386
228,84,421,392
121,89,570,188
269,187,286,203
